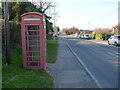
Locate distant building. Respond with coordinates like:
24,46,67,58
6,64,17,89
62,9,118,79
112,23,120,35
92,30,98,34
80,29,93,34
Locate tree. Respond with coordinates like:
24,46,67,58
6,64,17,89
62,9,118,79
35,0,56,34
0,5,2,18
38,0,55,34
93,28,112,34
2,1,42,22
1,1,54,34
9,2,40,22
37,0,55,14
61,27,79,35
45,17,53,34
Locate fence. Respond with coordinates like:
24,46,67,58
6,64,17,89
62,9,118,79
1,20,21,56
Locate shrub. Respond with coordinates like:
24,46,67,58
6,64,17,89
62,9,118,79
95,34,104,40
102,33,111,40
89,34,96,39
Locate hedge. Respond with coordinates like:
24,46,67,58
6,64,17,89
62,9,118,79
88,34,96,39
88,33,111,40
95,34,104,40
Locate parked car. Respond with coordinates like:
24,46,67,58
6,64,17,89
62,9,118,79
81,35,91,39
80,35,85,38
75,33,80,37
108,35,120,46
84,35,91,39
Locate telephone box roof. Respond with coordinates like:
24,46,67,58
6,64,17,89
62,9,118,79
21,12,43,17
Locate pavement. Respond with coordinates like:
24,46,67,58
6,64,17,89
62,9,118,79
47,35,98,88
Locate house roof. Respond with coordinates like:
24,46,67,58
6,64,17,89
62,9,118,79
113,23,120,28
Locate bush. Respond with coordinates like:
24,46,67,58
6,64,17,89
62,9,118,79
102,33,111,40
95,34,104,40
89,34,96,39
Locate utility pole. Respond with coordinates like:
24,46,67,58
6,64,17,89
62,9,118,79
53,0,56,28
53,0,57,40
4,0,10,65
88,21,90,30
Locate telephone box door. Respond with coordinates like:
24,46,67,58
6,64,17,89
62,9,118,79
25,25,41,68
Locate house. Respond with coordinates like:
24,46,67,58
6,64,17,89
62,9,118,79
112,23,120,35
80,30,93,34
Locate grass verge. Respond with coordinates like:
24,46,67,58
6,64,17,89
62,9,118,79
47,36,58,40
2,48,53,88
68,34,75,37
46,39,58,63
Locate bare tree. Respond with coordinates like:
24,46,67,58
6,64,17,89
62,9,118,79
93,28,112,34
61,27,79,35
38,0,55,14
33,0,59,34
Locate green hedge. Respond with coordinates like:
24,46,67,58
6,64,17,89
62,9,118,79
87,33,111,40
88,34,96,39
88,33,111,40
95,34,104,40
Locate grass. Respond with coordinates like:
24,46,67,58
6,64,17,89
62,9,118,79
68,34,75,37
46,39,58,63
47,36,58,40
2,35,58,88
2,37,58,88
2,48,54,88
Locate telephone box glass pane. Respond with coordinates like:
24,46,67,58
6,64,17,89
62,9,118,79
25,25,39,30
26,47,40,51
25,25,41,65
25,31,40,35
26,36,40,40
26,42,40,46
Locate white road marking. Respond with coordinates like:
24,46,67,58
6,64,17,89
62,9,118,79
66,41,102,88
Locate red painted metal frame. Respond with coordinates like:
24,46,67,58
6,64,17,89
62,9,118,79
21,12,46,70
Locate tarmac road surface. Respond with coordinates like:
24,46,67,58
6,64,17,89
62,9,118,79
66,36,119,88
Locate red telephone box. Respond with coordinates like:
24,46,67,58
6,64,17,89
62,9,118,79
21,12,46,70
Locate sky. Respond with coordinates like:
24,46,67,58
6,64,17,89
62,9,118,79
27,0,119,30
54,0,119,30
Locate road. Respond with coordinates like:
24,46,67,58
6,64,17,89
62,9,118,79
51,36,98,88
64,36,119,88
